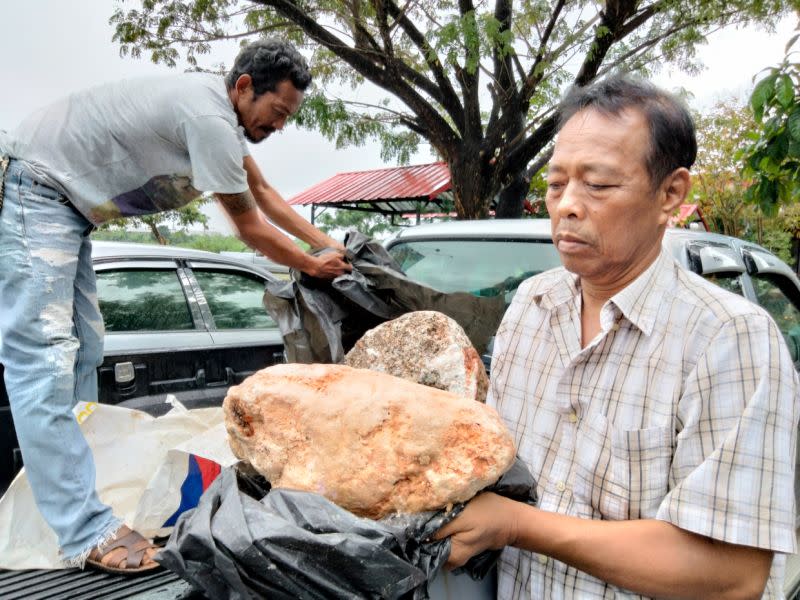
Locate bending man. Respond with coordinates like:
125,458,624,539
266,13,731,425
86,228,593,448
0,38,350,573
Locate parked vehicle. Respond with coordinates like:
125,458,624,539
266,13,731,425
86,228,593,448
0,241,289,493
3,224,798,598
0,242,291,598
385,218,800,599
386,219,800,365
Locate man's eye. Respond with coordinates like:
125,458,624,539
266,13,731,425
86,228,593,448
587,183,613,190
547,182,564,190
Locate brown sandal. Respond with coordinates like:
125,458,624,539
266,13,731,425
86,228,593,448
85,527,162,575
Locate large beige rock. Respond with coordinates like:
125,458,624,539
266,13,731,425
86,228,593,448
344,311,489,402
224,363,515,519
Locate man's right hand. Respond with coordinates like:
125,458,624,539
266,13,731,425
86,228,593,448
307,252,352,279
431,492,520,569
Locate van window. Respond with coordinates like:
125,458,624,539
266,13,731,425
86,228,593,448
702,272,745,297
751,273,800,363
97,269,194,332
193,270,276,330
388,239,562,304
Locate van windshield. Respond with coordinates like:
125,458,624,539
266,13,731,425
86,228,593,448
387,238,562,304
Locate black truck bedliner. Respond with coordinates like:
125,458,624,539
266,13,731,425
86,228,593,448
0,568,203,600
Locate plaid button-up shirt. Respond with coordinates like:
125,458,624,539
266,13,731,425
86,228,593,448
488,247,799,599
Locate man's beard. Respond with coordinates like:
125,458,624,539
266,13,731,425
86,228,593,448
243,127,275,144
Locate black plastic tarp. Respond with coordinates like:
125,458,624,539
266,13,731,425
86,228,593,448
158,460,536,600
262,231,507,364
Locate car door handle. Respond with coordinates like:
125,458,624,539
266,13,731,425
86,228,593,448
206,367,235,388
149,370,206,394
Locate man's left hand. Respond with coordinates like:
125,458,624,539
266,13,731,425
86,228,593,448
315,236,346,254
432,492,519,569
307,251,352,278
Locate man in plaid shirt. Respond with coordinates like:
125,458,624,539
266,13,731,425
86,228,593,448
434,76,799,599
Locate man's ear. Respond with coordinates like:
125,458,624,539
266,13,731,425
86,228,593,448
234,74,253,94
658,167,691,224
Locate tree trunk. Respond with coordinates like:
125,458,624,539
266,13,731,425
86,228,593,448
449,153,489,219
149,222,168,245
495,172,529,218
493,111,528,218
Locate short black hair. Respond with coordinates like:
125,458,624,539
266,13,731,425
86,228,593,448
556,74,697,189
225,38,312,96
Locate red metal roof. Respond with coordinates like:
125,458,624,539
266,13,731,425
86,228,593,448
669,203,709,231
287,162,451,208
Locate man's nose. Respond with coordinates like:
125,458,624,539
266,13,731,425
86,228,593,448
555,181,584,218
274,116,288,131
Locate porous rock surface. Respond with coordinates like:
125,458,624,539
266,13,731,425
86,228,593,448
344,311,489,403
223,363,515,519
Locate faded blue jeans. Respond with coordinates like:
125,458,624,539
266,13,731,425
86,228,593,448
0,159,121,565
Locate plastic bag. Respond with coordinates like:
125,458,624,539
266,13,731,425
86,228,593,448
158,458,536,600
0,400,234,569
263,231,507,364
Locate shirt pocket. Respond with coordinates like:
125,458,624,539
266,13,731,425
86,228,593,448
573,413,672,520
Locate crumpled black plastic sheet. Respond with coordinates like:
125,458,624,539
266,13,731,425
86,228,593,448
262,230,507,364
157,459,536,600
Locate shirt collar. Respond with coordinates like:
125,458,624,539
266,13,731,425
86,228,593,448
532,245,677,336
608,245,676,335
532,268,581,311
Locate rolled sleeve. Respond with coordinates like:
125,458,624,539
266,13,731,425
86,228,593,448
657,313,798,553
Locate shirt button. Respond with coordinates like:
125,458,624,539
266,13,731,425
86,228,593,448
556,481,566,492
569,412,578,423
538,554,548,565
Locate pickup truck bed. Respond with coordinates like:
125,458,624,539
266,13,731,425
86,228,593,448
0,568,202,599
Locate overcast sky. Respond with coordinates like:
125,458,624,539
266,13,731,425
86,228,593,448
1,2,795,234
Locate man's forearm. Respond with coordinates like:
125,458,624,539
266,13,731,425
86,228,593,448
241,155,338,250
252,182,331,249
237,216,316,273
216,191,316,273
511,502,772,600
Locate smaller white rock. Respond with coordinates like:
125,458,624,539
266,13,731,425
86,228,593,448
344,311,488,402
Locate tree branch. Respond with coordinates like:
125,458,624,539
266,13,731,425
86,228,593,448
572,0,637,86
484,0,563,165
598,8,741,77
256,0,459,151
520,0,565,101
385,0,465,132
500,114,559,181
457,0,482,145
491,0,515,92
524,146,553,180
501,0,641,179
616,2,662,40
373,0,395,58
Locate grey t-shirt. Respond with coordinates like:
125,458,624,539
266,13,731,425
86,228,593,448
0,73,249,224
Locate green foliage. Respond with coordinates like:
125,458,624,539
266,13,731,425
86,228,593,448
93,227,249,252
315,208,400,239
691,99,797,264
759,224,794,263
740,21,800,268
743,25,800,215
110,0,800,218
170,231,249,252
93,229,159,244
294,92,419,163
692,100,755,237
98,196,211,244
